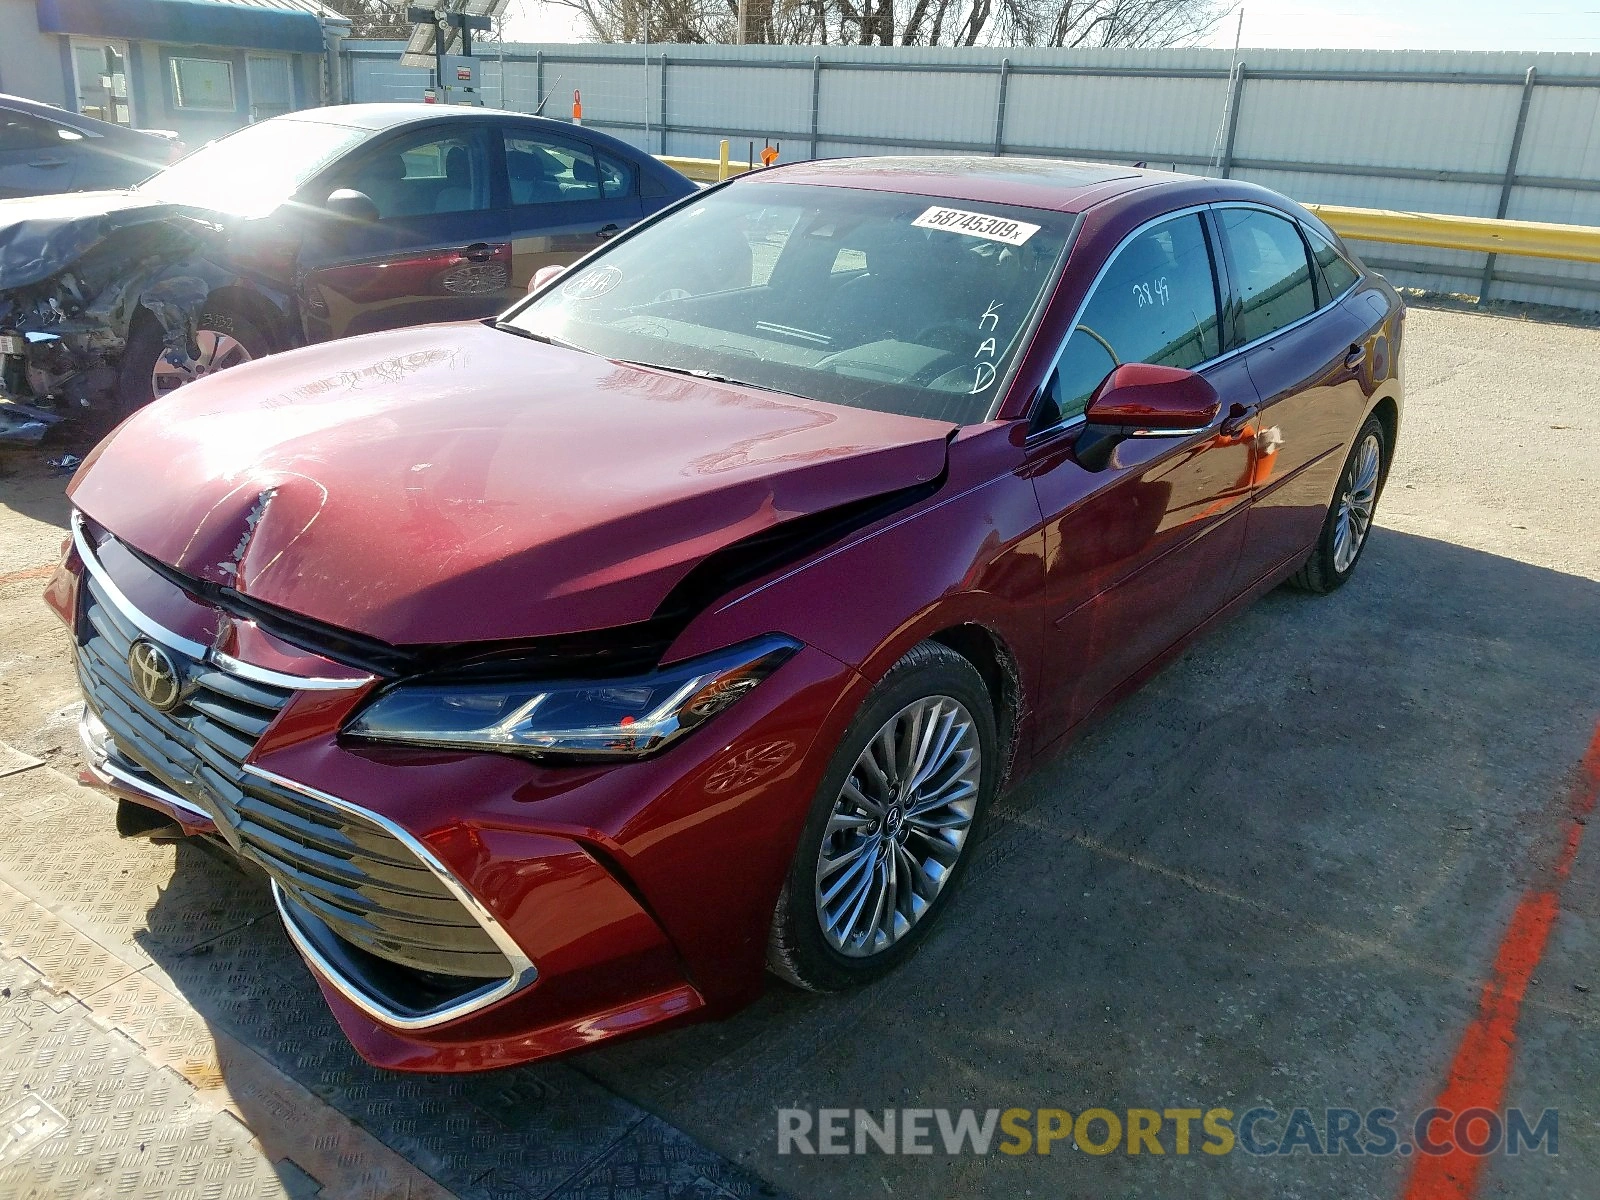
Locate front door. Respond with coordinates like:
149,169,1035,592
501,128,645,287
1031,211,1259,746
297,122,519,342
70,40,133,126
1213,206,1378,589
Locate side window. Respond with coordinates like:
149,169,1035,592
596,150,635,199
1048,213,1222,425
334,128,490,220
1219,207,1316,344
1306,227,1360,304
504,132,598,206
0,113,57,152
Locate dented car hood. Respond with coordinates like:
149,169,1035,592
0,190,211,290
69,321,954,646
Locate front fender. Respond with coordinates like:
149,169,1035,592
666,420,1049,757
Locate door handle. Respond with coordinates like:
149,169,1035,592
1221,402,1259,438
596,222,621,239
461,242,494,262
1344,343,1366,370
28,158,68,168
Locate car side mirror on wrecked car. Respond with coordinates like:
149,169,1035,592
1075,363,1222,470
323,188,379,224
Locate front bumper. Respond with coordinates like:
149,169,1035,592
58,519,863,1071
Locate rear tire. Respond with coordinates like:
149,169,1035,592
767,641,998,992
116,308,271,415
1288,414,1387,593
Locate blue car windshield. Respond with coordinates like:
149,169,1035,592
505,182,1076,424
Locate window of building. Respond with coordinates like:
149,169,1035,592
246,54,294,123
171,57,238,112
70,40,133,126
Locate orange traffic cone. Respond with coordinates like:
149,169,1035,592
573,90,582,126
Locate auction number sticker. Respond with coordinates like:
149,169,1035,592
912,206,1040,246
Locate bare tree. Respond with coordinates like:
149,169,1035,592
323,0,413,38
542,0,1217,46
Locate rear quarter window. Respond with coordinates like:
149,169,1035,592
1307,227,1360,302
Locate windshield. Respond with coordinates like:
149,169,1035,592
506,182,1076,424
138,117,369,216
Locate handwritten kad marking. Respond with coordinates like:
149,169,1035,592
971,300,1003,394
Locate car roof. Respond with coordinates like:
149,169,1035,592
752,155,1191,214
285,103,577,133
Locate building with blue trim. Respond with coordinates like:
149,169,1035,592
0,0,350,140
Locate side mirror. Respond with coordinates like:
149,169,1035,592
323,188,378,224
1085,363,1221,434
529,264,566,294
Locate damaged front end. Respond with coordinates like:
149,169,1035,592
0,198,220,434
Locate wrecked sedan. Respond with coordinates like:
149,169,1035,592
47,157,1404,1071
1,103,692,422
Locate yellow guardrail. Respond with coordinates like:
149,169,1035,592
648,156,1600,264
658,141,756,183
1305,204,1600,264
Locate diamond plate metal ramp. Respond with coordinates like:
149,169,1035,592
0,754,781,1200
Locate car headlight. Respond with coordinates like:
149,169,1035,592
344,635,800,761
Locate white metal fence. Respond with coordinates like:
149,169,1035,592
342,41,1600,310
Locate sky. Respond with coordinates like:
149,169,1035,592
497,0,1600,50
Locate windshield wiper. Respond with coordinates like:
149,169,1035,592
620,360,804,398
493,321,581,351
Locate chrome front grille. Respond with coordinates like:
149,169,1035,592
74,556,527,1015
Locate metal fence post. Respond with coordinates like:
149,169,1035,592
993,58,1010,156
535,50,543,114
1219,64,1247,178
659,53,669,155
810,55,822,160
1480,65,1539,304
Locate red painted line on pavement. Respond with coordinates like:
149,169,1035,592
1401,720,1600,1200
0,564,55,587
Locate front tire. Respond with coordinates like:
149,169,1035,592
116,308,271,415
768,641,998,992
1288,414,1387,594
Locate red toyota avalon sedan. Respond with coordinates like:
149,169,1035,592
46,157,1403,1072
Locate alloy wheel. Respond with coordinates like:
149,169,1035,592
1332,432,1381,573
814,695,981,958
152,328,253,399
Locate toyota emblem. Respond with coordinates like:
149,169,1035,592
128,640,183,712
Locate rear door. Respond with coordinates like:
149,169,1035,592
296,121,518,342
1213,205,1376,588
0,110,79,197
1030,210,1260,744
501,127,645,288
